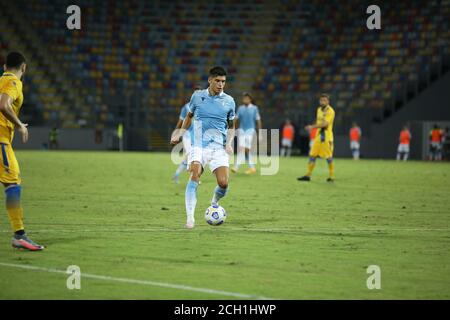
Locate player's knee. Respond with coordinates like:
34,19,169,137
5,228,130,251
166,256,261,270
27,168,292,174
218,182,228,189
190,170,201,181
189,163,202,181
217,178,228,189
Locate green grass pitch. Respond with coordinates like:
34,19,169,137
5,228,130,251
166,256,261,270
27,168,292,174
0,151,449,299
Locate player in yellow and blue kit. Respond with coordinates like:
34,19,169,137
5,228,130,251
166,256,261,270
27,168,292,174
0,52,44,250
298,93,336,182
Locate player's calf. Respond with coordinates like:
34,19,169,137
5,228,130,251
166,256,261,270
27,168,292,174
4,184,44,251
211,185,228,206
212,167,229,205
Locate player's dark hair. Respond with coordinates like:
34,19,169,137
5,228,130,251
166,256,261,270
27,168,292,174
242,92,253,103
209,66,227,77
242,92,252,99
5,52,26,69
320,93,330,100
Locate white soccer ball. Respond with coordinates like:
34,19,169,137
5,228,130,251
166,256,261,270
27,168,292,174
205,205,227,226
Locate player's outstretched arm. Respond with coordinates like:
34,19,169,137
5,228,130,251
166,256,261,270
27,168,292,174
0,93,28,143
226,119,235,154
170,112,193,145
233,118,239,130
170,119,184,143
256,119,262,131
174,118,183,130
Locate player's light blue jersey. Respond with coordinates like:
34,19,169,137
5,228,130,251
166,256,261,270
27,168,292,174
187,89,236,149
236,104,260,131
179,103,193,138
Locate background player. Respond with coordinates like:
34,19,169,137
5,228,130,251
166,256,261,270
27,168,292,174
280,119,295,157
170,66,235,229
0,52,44,251
298,93,335,182
48,126,59,150
172,85,202,183
349,122,362,160
429,124,443,161
396,125,412,161
231,92,261,174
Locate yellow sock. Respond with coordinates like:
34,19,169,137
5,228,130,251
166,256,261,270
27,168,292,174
328,161,335,179
306,162,316,176
7,207,24,232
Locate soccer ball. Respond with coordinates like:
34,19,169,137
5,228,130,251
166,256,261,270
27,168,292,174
205,205,227,226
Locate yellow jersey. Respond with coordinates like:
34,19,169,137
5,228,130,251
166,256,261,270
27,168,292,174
314,105,335,143
0,72,24,144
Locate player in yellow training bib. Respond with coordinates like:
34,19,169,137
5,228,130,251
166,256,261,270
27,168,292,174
298,93,336,182
0,52,44,250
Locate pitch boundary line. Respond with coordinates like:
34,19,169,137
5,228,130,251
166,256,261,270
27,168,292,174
0,262,274,300
1,226,448,234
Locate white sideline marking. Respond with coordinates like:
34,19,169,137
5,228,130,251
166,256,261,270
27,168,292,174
1,226,448,234
0,262,273,300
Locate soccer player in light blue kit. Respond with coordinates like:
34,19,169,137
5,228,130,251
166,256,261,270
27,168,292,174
231,92,262,174
172,85,202,184
171,66,236,229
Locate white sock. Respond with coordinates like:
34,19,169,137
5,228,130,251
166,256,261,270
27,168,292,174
235,150,245,169
248,152,256,168
185,180,199,223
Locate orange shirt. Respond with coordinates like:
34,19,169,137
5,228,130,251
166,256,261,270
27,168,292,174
349,127,361,142
399,129,411,145
309,127,318,141
282,124,294,141
430,129,442,143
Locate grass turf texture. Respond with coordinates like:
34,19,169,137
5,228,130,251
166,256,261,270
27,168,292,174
0,151,449,299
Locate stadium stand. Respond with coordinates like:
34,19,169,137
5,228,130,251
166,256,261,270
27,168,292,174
253,0,450,132
0,0,449,144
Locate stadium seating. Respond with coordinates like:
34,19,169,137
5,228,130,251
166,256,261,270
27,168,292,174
0,0,448,136
253,0,449,131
